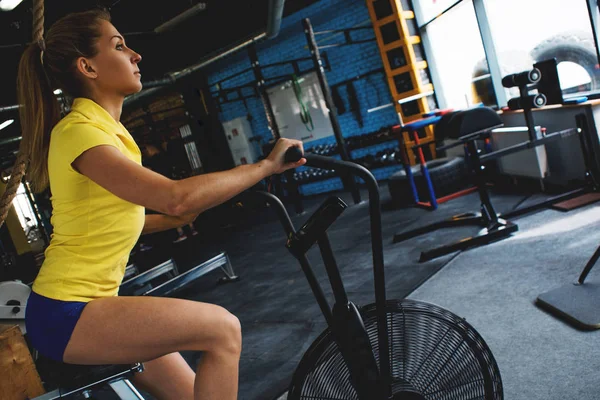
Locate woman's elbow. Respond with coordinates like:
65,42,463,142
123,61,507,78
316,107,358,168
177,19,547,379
165,181,188,217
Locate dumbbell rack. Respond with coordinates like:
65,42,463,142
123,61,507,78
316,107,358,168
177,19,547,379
288,125,409,185
365,0,437,165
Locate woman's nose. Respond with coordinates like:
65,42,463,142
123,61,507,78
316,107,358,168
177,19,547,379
132,51,142,64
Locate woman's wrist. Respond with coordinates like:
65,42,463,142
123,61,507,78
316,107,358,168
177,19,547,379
258,159,277,176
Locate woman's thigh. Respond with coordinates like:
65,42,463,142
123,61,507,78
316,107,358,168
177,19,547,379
62,295,239,365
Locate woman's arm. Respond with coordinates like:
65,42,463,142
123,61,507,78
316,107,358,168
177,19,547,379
72,138,305,216
141,212,198,235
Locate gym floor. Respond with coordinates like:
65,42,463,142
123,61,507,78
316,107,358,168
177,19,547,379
120,184,600,400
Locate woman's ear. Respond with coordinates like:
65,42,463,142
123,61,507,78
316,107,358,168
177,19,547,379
75,57,97,79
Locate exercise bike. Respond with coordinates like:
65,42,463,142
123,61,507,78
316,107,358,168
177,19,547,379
254,147,503,399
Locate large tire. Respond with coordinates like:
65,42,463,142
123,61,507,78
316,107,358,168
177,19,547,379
471,51,533,105
530,32,600,93
388,157,469,205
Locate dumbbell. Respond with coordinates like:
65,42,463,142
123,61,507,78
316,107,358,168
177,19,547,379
382,149,395,165
507,93,547,110
502,68,541,88
388,151,398,164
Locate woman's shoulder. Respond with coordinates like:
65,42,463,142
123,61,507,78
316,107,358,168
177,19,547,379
52,112,110,137
50,116,117,154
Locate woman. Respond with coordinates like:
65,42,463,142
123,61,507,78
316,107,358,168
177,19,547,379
19,8,305,400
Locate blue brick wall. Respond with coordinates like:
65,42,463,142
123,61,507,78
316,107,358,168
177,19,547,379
206,0,402,195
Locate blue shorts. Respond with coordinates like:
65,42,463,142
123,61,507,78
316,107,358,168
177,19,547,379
25,291,88,362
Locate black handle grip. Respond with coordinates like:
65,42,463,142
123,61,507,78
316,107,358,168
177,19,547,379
507,93,547,110
285,146,304,163
502,68,541,88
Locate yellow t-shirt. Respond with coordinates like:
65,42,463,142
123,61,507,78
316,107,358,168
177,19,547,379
32,98,145,302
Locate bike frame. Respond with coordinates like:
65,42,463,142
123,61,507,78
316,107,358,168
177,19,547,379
252,152,391,397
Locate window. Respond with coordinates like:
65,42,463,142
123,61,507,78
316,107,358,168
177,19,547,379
485,0,598,99
415,0,600,108
423,1,489,109
13,183,41,243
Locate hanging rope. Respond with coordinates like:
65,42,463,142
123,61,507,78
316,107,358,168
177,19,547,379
33,0,44,47
0,0,44,228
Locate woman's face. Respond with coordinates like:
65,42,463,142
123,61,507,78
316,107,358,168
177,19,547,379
82,19,143,96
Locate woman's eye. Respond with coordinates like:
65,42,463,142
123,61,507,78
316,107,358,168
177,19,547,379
116,44,123,50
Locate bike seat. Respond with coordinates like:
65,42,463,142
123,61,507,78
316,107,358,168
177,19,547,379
35,352,143,392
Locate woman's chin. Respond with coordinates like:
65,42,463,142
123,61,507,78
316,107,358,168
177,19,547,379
126,83,144,95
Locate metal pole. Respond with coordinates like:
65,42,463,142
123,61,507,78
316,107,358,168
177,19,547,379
248,44,280,140
0,105,21,114
473,0,508,107
303,18,361,205
578,243,600,284
171,33,267,82
586,0,600,69
265,0,286,39
0,137,22,146
248,44,304,214
123,33,268,108
22,181,50,246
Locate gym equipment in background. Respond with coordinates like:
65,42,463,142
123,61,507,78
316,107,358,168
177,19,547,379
537,243,600,330
389,109,476,210
396,116,441,209
120,252,238,297
393,60,596,262
393,112,583,261
388,156,470,206
222,117,259,166
255,147,503,400
393,107,518,262
500,58,600,214
0,280,29,333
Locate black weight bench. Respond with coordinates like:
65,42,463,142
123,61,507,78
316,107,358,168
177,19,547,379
393,106,518,261
32,353,145,399
393,105,582,262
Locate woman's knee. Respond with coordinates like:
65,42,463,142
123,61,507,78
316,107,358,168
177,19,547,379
208,307,242,356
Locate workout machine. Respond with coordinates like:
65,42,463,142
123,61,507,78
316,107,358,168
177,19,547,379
252,147,503,399
394,110,476,211
0,280,29,333
32,359,145,400
537,243,600,329
393,59,597,262
119,252,238,297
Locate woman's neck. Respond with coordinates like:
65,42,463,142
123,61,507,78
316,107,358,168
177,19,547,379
87,92,124,122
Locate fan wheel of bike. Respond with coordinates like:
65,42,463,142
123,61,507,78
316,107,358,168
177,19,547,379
288,299,503,400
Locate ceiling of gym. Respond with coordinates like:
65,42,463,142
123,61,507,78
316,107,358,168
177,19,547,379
0,0,318,108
